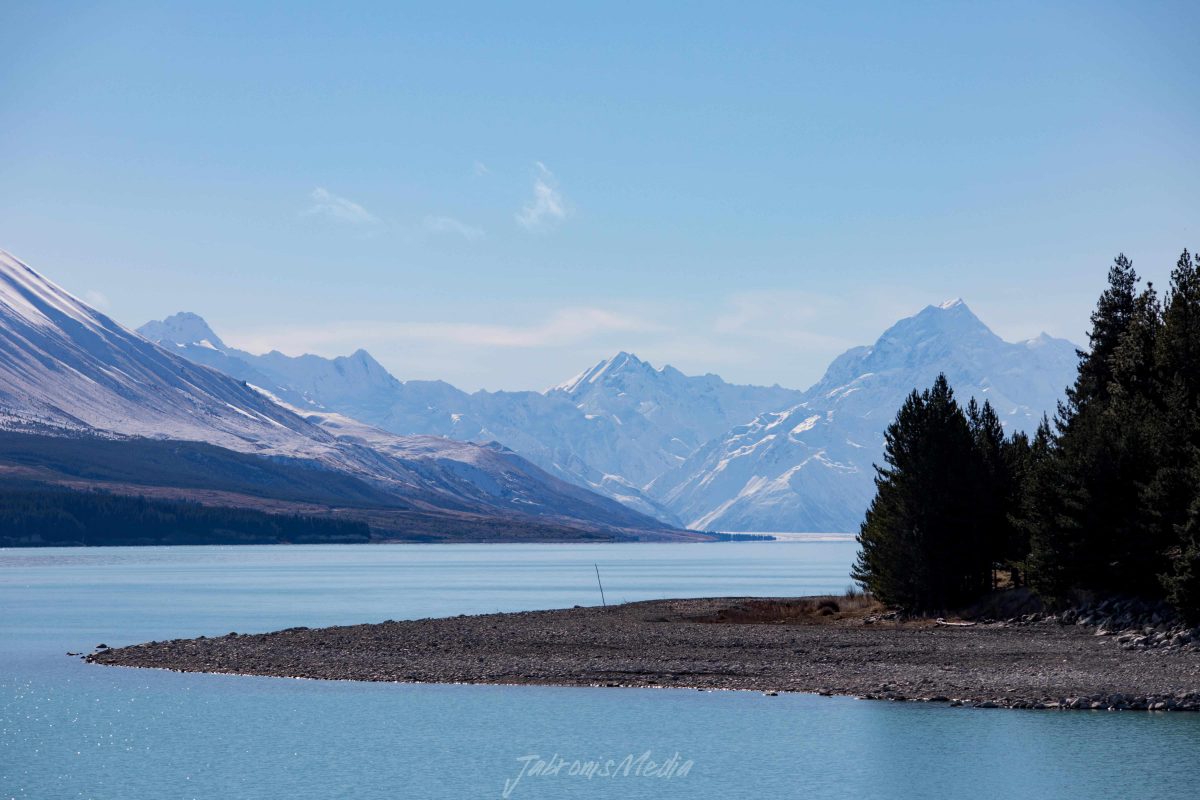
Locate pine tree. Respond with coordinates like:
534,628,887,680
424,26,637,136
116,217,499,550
1097,282,1164,594
1022,417,1082,603
1163,481,1200,623
1154,250,1200,610
999,428,1033,586
1155,250,1200,400
1061,253,1139,421
1030,256,1163,598
967,398,1014,587
856,250,1200,616
853,375,991,611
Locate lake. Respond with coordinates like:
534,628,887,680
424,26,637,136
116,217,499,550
3,541,1197,799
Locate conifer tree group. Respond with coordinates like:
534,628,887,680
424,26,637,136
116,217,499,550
852,377,1023,611
854,250,1200,621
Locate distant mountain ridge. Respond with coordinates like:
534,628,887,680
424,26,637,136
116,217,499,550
140,315,804,521
142,299,1078,533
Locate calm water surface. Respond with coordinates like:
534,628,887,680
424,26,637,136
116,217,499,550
2,542,1197,799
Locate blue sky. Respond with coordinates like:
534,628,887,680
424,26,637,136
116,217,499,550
2,2,1197,390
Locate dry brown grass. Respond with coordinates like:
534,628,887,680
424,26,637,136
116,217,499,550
691,589,883,626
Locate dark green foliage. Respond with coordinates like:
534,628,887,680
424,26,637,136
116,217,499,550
858,249,1200,619
853,375,993,612
1162,480,1200,623
1062,253,1139,416
0,485,371,547
967,398,1022,585
1033,259,1154,596
1067,281,1163,595
1022,417,1079,602
1019,251,1200,618
1000,427,1039,586
1154,250,1200,620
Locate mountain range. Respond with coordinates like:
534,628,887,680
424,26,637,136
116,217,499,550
141,298,1079,533
0,250,685,542
650,300,1078,531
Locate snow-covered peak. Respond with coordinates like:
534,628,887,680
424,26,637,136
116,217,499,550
137,311,400,415
348,348,387,370
916,297,985,324
550,351,656,393
138,312,227,350
806,298,1072,406
1023,331,1074,351
0,250,108,332
874,298,997,349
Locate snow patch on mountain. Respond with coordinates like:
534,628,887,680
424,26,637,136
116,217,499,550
651,300,1078,532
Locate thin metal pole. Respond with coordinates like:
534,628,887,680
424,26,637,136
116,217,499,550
594,563,607,607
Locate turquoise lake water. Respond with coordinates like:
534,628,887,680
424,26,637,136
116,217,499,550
2,541,1198,799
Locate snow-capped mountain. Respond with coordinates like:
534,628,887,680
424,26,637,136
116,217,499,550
140,318,803,521
548,352,804,484
142,298,1076,534
0,255,326,450
649,299,1078,532
0,250,675,538
139,312,402,416
138,312,227,351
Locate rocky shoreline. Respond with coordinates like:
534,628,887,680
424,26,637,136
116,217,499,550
86,597,1200,711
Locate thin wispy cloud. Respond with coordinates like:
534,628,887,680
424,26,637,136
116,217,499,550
516,162,568,231
473,161,491,177
422,215,484,241
304,187,379,225
220,287,929,391
713,291,856,350
228,307,659,356
83,290,110,310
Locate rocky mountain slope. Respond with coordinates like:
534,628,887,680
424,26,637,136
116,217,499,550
0,250,679,540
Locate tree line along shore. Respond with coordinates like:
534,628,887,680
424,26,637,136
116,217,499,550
856,250,1200,624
